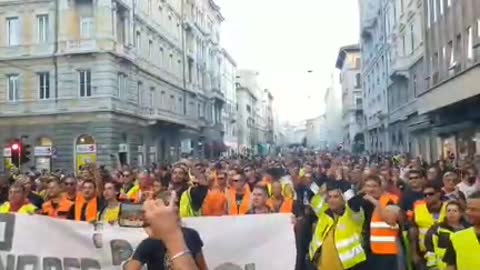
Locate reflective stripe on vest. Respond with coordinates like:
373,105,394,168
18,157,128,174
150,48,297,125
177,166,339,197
450,227,480,270
370,193,400,255
0,202,37,214
414,201,447,252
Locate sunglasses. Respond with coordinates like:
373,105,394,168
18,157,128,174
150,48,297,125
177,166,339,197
232,179,242,183
64,182,75,186
424,192,436,197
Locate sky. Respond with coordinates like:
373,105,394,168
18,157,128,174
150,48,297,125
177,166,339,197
216,0,360,124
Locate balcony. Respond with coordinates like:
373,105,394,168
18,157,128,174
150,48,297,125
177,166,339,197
390,48,423,79
65,40,97,54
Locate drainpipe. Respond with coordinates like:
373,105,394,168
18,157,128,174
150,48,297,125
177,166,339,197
181,0,188,116
54,0,59,103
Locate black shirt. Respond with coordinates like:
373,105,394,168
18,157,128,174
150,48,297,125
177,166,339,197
28,192,44,209
442,230,480,266
132,227,203,270
400,187,424,212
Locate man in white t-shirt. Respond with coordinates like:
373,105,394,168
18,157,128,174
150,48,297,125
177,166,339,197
457,167,480,198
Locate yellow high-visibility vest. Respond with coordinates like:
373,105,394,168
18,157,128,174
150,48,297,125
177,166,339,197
309,193,366,269
0,202,37,215
414,201,447,252
450,227,480,270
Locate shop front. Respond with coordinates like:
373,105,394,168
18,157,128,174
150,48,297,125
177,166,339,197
34,137,54,172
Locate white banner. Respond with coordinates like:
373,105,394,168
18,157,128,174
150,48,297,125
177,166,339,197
0,213,295,270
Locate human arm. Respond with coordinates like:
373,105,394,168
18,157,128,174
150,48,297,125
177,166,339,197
194,252,208,270
143,194,199,270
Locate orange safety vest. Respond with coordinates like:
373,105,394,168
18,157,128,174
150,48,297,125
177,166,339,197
370,193,400,255
267,197,294,213
42,197,74,219
202,190,228,216
75,195,98,222
226,186,251,215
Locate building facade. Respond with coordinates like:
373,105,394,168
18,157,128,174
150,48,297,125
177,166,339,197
220,48,237,155
235,70,259,154
359,0,390,153
324,81,343,150
415,0,480,162
305,115,327,149
336,44,365,153
0,0,232,172
384,0,424,155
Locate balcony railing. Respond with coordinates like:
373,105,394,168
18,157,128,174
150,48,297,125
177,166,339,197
65,39,97,53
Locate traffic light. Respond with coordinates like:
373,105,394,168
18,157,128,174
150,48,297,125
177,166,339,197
10,140,21,167
21,143,31,164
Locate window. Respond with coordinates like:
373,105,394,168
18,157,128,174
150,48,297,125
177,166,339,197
478,19,480,37
410,24,415,53
448,40,454,66
170,95,175,111
149,87,154,109
355,73,361,88
149,39,153,58
159,47,164,65
427,0,431,28
79,70,91,97
37,15,48,44
136,31,141,50
402,35,406,56
6,17,20,46
117,73,127,98
467,26,473,60
169,53,173,69
7,75,19,101
413,74,417,95
137,81,142,104
38,72,50,100
442,46,447,68
80,17,94,39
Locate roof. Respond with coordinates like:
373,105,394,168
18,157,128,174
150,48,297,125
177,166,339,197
335,44,360,69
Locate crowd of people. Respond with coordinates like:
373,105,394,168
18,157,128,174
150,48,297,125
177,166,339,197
1,152,480,270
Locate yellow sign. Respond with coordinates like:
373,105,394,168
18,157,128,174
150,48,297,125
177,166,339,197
76,153,97,174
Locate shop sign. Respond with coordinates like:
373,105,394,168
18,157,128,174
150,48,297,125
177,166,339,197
3,148,11,157
76,144,96,154
34,146,52,157
181,139,192,153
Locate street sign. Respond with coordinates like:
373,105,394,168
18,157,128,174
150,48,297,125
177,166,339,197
34,146,52,156
76,144,97,154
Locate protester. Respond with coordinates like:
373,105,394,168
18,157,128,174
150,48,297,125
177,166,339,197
0,182,37,214
424,201,468,270
226,169,251,215
126,191,207,270
442,191,480,270
98,182,120,224
41,177,74,218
